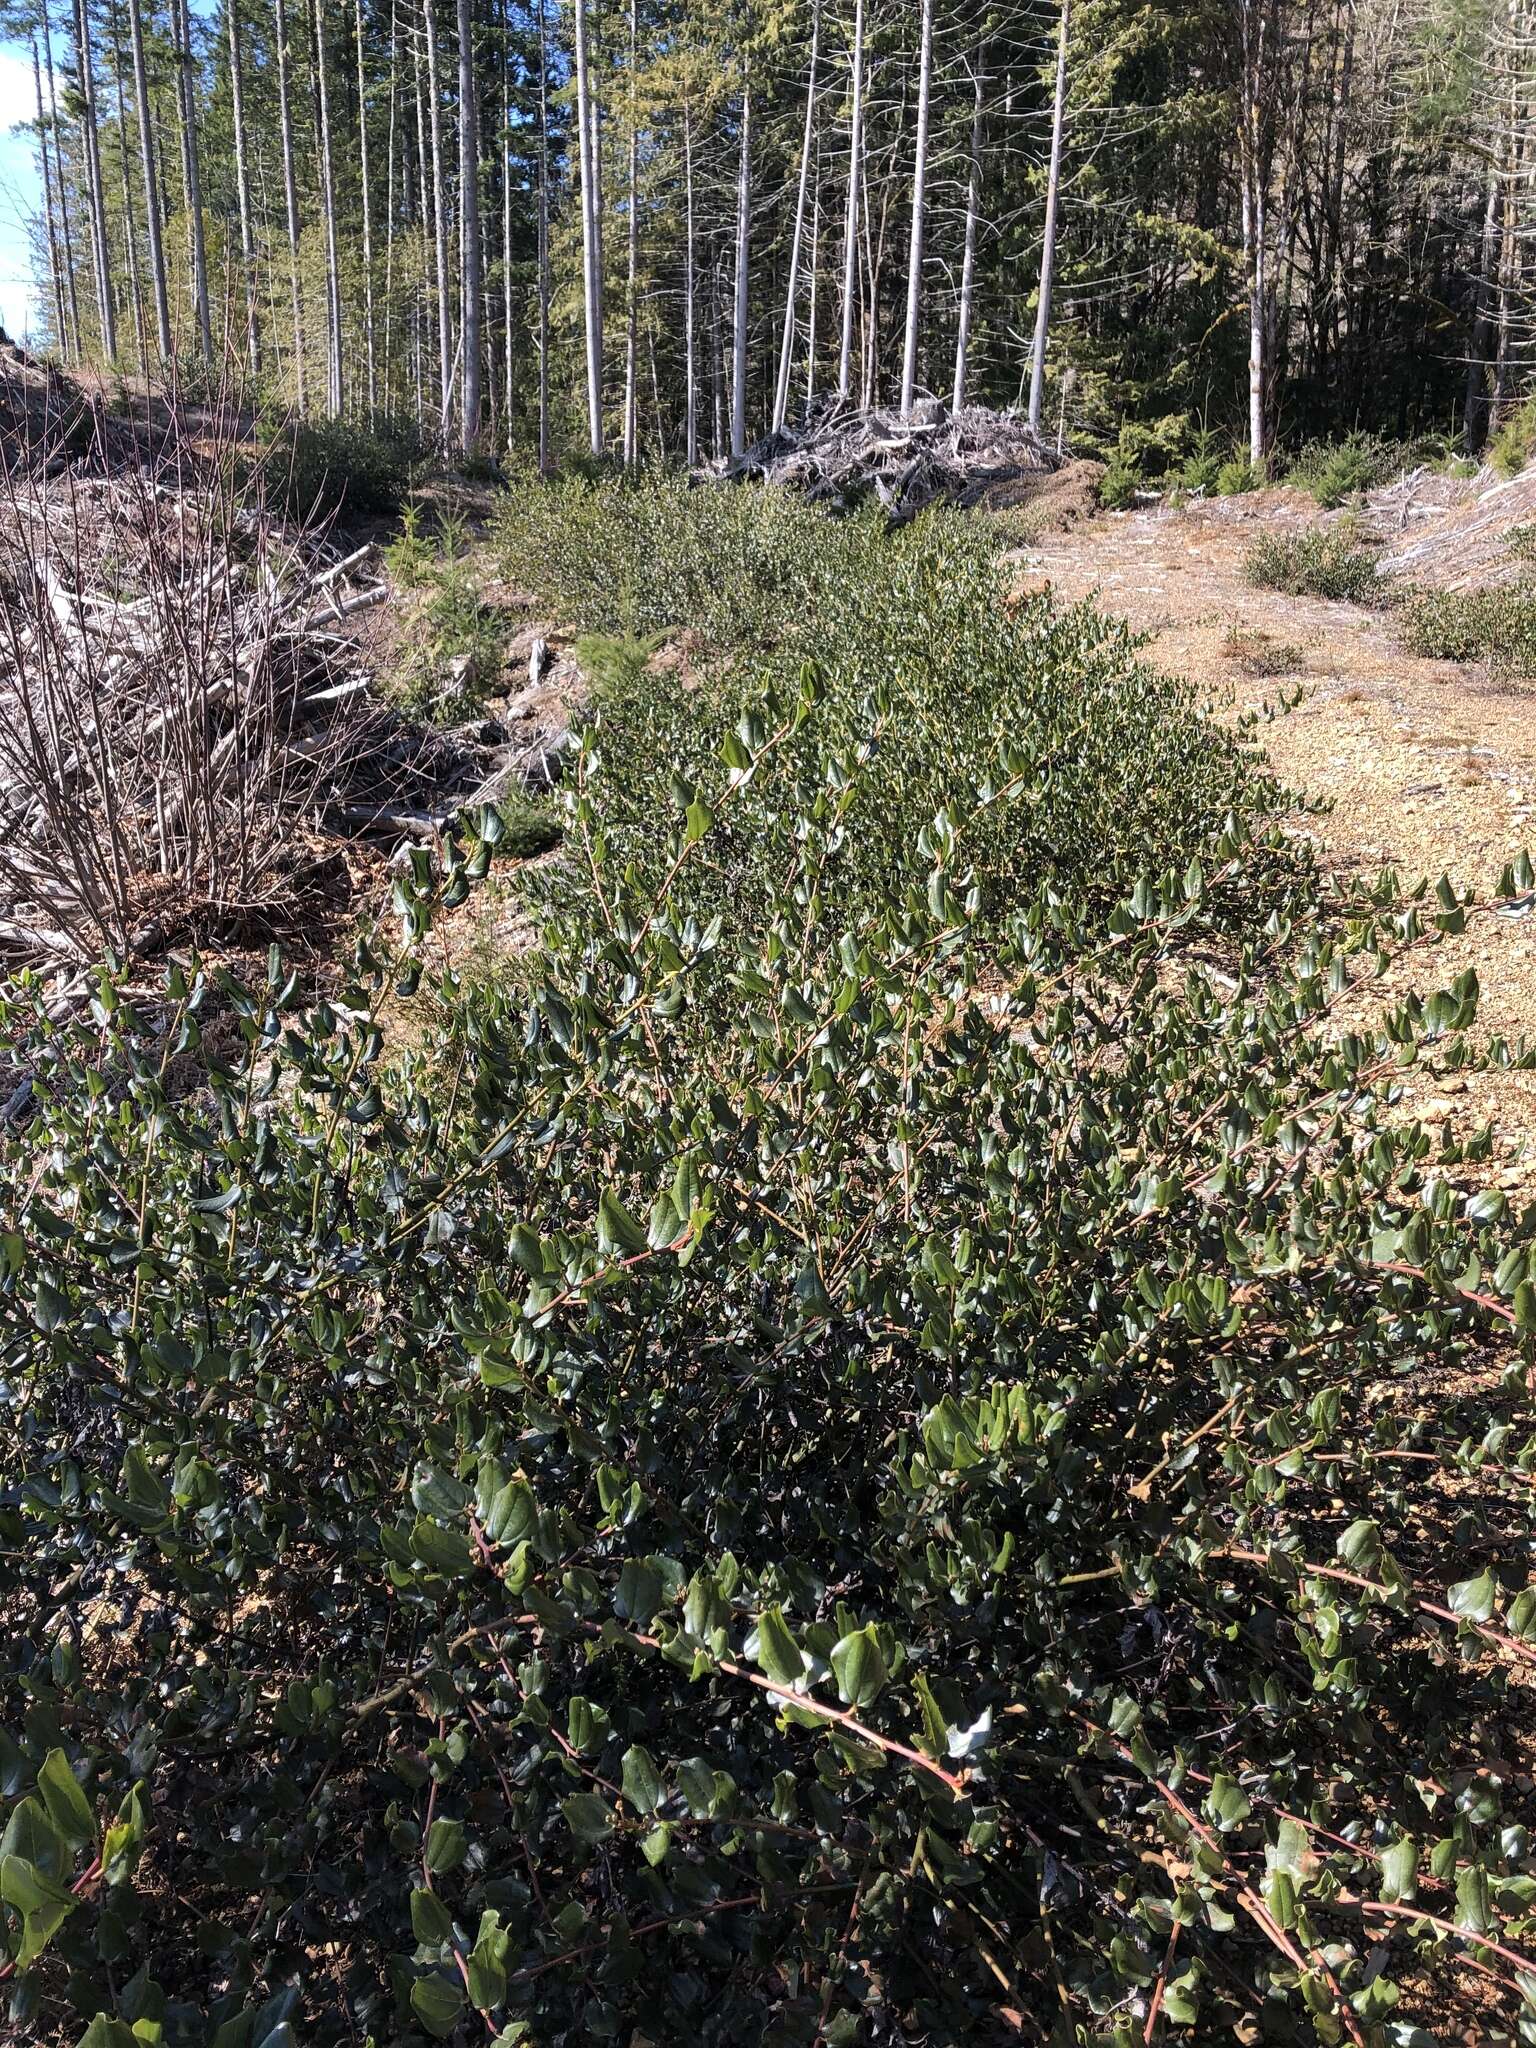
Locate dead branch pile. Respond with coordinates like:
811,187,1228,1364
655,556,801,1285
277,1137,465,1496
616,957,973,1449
0,461,502,980
707,395,1060,520
1372,459,1536,589
0,347,160,478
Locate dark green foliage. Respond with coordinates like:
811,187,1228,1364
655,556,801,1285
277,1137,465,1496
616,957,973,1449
1214,456,1257,496
5,485,1536,2047
1284,433,1388,507
494,794,563,860
1398,582,1536,677
499,473,1281,941
1175,427,1227,496
1244,525,1388,603
1097,457,1139,509
258,414,425,520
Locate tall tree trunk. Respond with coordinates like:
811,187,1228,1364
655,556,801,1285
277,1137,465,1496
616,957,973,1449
623,0,640,463
1467,166,1501,447
501,0,514,438
899,0,934,416
355,0,377,415
711,252,724,457
229,0,262,376
173,0,213,362
683,96,696,466
311,0,345,413
422,0,455,434
42,17,82,362
31,39,69,354
952,49,983,410
412,23,435,410
1493,0,1525,422
537,0,552,470
1237,0,1269,460
274,0,308,409
109,0,148,379
773,0,819,430
837,0,865,398
384,0,401,398
573,0,604,453
1027,0,1070,435
74,0,118,362
128,0,171,361
458,0,482,448
732,73,751,456
805,159,820,405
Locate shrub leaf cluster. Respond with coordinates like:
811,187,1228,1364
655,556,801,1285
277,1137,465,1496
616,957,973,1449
4,480,1536,2047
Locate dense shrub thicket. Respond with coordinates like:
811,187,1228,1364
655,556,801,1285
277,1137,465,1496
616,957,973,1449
495,473,1281,936
5,481,1536,2048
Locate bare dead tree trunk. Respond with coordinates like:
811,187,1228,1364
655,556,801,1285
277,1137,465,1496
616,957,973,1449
711,251,724,456
74,0,119,363
899,0,934,416
274,0,308,410
837,0,865,398
172,0,212,362
355,0,378,416
574,0,604,453
773,0,820,430
952,50,983,410
623,0,640,463
458,0,482,449
732,73,751,456
1027,0,1070,435
805,153,820,406
229,0,262,377
1237,0,1270,460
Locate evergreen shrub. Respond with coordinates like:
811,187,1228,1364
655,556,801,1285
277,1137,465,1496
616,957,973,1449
1244,525,1388,603
1399,583,1536,677
5,479,1536,2047
260,414,425,520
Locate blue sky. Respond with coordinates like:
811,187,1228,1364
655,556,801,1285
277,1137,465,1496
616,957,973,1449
0,43,43,342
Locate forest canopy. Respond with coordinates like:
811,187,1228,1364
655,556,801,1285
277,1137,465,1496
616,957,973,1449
13,0,1529,467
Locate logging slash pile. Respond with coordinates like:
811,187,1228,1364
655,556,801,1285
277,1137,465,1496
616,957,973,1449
709,394,1060,519
0,452,538,982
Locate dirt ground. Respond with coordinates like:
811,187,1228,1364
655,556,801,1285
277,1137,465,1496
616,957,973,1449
1019,492,1536,1192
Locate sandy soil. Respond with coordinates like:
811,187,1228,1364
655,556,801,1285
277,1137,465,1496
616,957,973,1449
1020,493,1536,1189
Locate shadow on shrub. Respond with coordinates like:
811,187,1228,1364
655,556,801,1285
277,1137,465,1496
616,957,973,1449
258,413,426,520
